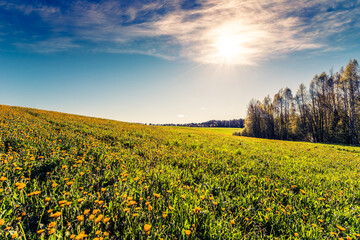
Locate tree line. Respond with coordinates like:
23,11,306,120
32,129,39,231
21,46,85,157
242,59,360,145
158,119,245,128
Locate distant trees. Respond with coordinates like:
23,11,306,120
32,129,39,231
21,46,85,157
242,59,360,144
160,119,245,128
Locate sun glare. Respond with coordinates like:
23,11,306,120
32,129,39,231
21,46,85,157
214,36,239,64
211,33,253,66
203,20,267,65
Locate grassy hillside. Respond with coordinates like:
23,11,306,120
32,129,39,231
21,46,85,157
178,127,243,136
0,105,360,239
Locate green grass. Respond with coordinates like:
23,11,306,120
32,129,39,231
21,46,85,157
176,127,243,136
0,105,360,239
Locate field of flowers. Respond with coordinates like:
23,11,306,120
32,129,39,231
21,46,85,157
0,105,360,239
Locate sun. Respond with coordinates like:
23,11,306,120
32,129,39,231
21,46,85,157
205,21,260,65
210,33,249,65
215,36,238,62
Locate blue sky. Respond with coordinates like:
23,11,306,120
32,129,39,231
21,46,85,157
0,0,360,124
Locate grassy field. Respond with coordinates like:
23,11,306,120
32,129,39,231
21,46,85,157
177,127,243,136
1,105,360,239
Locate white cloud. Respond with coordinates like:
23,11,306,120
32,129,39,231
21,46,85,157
4,0,360,64
178,114,185,118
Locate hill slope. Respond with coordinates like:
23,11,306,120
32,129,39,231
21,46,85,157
0,105,360,239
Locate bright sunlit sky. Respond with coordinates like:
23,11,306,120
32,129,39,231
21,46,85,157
1,0,360,124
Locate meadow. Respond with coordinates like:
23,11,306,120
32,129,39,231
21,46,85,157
0,105,360,239
178,127,243,136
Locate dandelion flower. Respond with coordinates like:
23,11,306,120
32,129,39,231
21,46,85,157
95,214,103,223
50,212,62,218
77,215,84,222
144,224,151,232
185,230,191,235
337,225,346,231
0,176,7,181
15,182,26,190
75,233,88,240
48,222,56,228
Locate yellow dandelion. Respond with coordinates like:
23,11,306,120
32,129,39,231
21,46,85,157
50,212,62,218
75,233,88,240
144,224,151,232
83,209,90,215
48,222,56,228
92,209,100,215
77,215,84,222
95,214,103,223
0,219,5,225
37,229,45,234
337,225,346,231
185,230,191,235
15,182,26,190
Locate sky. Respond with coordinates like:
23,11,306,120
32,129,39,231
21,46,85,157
0,0,360,124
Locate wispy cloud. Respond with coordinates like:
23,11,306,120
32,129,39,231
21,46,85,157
1,0,359,64
13,38,80,53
